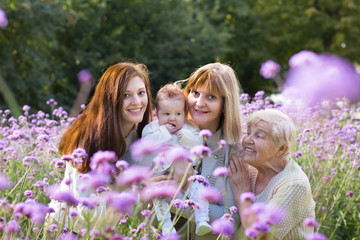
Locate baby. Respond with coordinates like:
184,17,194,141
142,83,212,236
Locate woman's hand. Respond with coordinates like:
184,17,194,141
229,154,252,204
147,175,171,184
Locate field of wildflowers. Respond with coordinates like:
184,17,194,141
0,91,359,240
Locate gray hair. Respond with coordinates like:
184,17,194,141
247,108,296,159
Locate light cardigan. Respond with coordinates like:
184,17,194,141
249,159,315,240
48,129,138,232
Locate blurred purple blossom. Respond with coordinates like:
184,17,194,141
306,232,328,240
0,174,11,190
303,217,319,228
165,146,193,163
212,166,229,177
47,185,79,206
130,139,164,161
24,190,33,198
105,191,137,213
217,139,226,148
259,60,281,79
160,233,180,240
0,8,8,28
244,227,259,238
90,150,117,174
346,190,353,197
4,220,20,234
283,51,360,107
211,218,235,236
187,175,210,187
199,129,212,138
117,165,150,186
200,186,222,203
141,182,178,201
240,192,255,203
116,160,129,170
77,69,92,83
190,145,212,158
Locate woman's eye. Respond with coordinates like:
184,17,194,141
208,94,216,100
191,90,199,96
124,93,130,98
139,91,146,96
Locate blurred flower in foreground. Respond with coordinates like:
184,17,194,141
260,60,281,79
306,232,328,240
77,69,92,83
0,8,8,28
0,174,12,190
282,50,360,108
211,218,235,237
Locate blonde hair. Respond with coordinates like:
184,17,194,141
247,108,296,159
183,62,242,145
155,83,188,114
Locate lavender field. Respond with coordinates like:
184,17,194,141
0,92,359,240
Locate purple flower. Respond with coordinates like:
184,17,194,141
48,223,58,232
190,145,212,158
283,52,360,107
259,60,281,79
289,50,320,68
261,206,285,225
217,139,227,148
188,175,210,187
69,211,78,217
4,220,20,234
211,218,235,236
240,192,255,203
212,167,229,177
130,139,164,161
84,172,111,189
61,155,74,162
117,165,151,186
253,221,270,232
60,233,80,240
77,69,92,83
141,182,178,201
294,151,302,158
244,227,259,238
250,202,266,214
0,8,8,28
23,105,31,112
199,129,212,138
229,206,238,214
24,190,34,198
165,146,193,163
72,148,88,159
47,185,79,206
346,190,353,197
116,160,129,170
200,187,223,203
90,150,117,173
306,232,328,240
303,217,319,228
105,191,137,213
160,233,180,240
0,174,11,190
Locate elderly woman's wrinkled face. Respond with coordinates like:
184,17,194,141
242,120,279,166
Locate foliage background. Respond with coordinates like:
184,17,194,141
0,0,360,113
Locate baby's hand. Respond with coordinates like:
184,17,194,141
164,123,177,134
177,130,183,140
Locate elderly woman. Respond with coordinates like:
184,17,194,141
229,108,315,239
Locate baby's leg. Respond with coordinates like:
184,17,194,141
189,181,212,236
153,198,176,235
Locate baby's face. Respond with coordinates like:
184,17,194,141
157,98,185,133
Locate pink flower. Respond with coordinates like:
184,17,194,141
211,218,235,236
165,146,193,163
212,167,229,177
161,233,180,240
306,232,328,240
90,150,117,173
0,174,11,190
24,190,34,198
0,8,8,28
259,60,281,79
77,69,92,83
190,145,212,158
115,160,129,170
105,191,137,213
240,192,255,203
117,165,151,186
217,139,227,148
130,139,164,161
200,187,223,203
141,182,178,201
188,175,210,187
47,185,79,206
4,220,20,234
199,129,213,138
303,217,319,228
346,190,354,197
244,227,259,238
288,50,320,68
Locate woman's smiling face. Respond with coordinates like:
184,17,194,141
187,85,224,133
